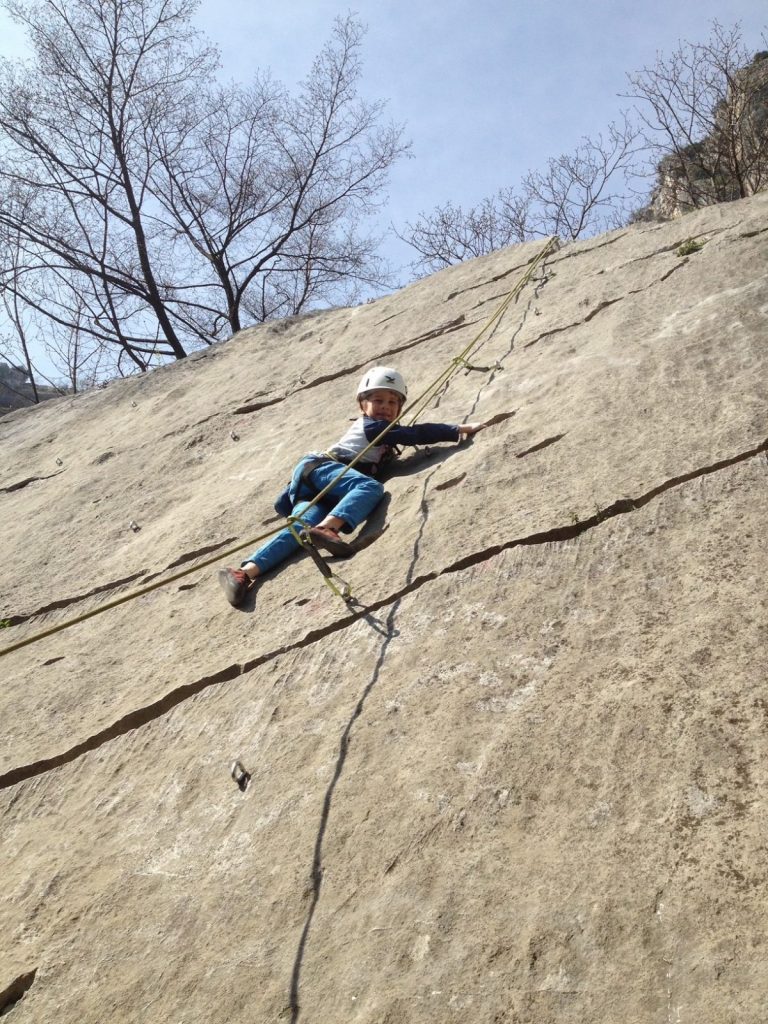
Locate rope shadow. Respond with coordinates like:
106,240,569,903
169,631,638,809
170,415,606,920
464,257,555,420
288,475,434,1023
286,254,556,1014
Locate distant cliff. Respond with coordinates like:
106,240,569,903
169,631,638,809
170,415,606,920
642,51,768,221
0,362,60,416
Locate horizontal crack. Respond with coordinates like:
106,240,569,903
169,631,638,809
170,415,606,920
516,434,566,458
446,435,768,573
374,310,405,327
483,411,517,428
524,253,690,349
525,290,641,348
2,436,765,790
446,258,533,302
616,226,726,269
3,570,149,628
659,261,688,283
143,536,239,582
6,537,240,627
232,316,470,416
552,232,629,262
584,297,622,322
434,472,466,492
0,664,244,789
524,322,573,348
444,237,564,303
1,470,64,494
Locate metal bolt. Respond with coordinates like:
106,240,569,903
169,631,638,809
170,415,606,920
230,760,251,792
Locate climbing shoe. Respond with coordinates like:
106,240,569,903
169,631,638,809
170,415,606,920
217,567,252,607
302,525,353,558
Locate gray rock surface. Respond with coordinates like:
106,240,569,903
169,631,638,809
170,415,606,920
1,193,767,1023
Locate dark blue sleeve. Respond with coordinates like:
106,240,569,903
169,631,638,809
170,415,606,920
363,418,460,447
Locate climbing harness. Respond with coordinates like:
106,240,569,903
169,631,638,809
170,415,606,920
0,237,558,658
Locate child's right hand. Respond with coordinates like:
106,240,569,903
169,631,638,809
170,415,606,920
458,422,487,437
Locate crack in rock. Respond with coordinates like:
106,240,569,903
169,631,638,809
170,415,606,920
483,411,517,428
3,570,149,628
158,410,222,442
143,537,239,582
554,232,630,262
7,537,239,627
374,310,404,327
525,258,690,349
524,322,573,348
659,261,688,283
434,473,466,492
584,297,622,322
232,316,469,416
616,228,726,269
469,288,523,314
445,435,768,573
446,258,535,302
516,434,566,458
0,470,64,494
2,435,765,791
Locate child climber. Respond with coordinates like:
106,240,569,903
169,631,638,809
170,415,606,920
217,365,486,606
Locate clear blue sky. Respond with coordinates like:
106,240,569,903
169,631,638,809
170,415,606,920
0,1,765,312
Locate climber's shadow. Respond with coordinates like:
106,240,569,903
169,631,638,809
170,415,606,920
381,440,474,480
357,491,391,538
355,442,472,540
352,437,484,546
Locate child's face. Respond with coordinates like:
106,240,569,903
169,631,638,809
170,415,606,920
360,388,402,422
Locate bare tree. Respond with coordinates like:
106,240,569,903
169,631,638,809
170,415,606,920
520,119,640,240
397,195,532,276
400,119,637,275
0,0,217,365
0,2,407,375
152,16,408,336
626,21,768,216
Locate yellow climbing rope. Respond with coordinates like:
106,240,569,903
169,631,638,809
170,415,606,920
0,237,558,658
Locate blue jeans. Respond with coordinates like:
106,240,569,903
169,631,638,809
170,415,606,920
245,460,384,575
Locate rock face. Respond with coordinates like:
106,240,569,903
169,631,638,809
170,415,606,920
1,194,767,1024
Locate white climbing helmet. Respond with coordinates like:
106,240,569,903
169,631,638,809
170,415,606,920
356,366,408,401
